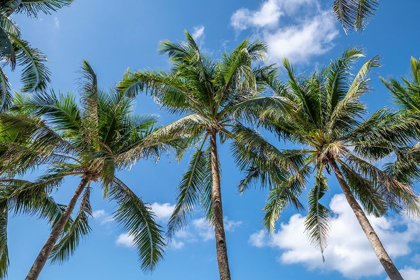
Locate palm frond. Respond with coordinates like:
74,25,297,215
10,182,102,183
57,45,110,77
7,33,50,92
304,167,330,262
109,177,164,271
332,0,380,33
0,67,12,112
16,0,73,17
79,60,99,150
262,166,310,231
167,142,211,238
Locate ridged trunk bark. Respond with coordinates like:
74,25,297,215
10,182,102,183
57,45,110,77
25,175,90,280
328,159,403,280
209,131,231,280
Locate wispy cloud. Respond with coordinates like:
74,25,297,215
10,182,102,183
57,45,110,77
54,17,60,29
115,200,241,251
150,202,175,222
92,210,106,219
92,209,115,225
192,25,205,41
230,0,339,64
249,194,420,279
116,233,135,248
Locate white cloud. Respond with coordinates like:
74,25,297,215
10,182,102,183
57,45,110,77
191,217,243,242
249,194,420,279
92,210,106,219
150,202,175,221
231,0,282,30
169,239,185,250
54,17,60,29
230,0,339,64
92,209,115,225
249,230,269,248
192,218,214,241
224,217,242,232
116,233,135,248
100,216,115,225
192,25,205,41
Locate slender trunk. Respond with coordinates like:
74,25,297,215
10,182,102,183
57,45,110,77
25,175,90,280
209,131,231,280
328,159,403,280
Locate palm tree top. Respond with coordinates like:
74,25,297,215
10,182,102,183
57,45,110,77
0,60,172,274
239,47,420,261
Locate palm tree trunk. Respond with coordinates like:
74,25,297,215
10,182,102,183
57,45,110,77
25,175,90,280
209,131,231,280
328,159,403,280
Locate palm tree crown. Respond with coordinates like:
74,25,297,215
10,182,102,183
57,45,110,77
0,61,168,279
118,31,293,280
241,47,419,280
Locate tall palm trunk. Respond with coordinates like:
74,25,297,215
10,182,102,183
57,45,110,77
328,159,403,280
25,175,90,280
209,131,231,280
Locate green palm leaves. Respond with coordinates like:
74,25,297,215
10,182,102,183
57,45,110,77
239,47,418,279
0,13,50,111
0,61,167,278
0,0,73,112
118,31,287,280
332,0,380,33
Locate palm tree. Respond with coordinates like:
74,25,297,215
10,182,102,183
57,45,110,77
0,61,170,280
239,48,420,280
0,0,72,111
332,0,380,33
117,31,294,280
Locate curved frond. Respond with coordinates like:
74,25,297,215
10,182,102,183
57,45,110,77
167,142,211,238
332,0,380,33
304,168,331,262
109,177,165,271
16,0,73,17
7,33,50,92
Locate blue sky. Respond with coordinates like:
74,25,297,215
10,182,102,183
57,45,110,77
5,0,420,279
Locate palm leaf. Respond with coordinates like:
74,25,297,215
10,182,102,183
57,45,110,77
304,168,331,262
109,177,164,271
7,33,50,92
16,0,73,17
332,0,380,33
167,141,211,238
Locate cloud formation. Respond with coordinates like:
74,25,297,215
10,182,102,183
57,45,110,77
150,202,175,221
231,0,339,64
249,194,420,278
192,25,205,41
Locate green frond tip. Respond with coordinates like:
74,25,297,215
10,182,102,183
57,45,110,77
109,178,165,271
16,0,73,18
167,146,212,238
332,0,380,33
8,33,51,92
304,172,331,262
